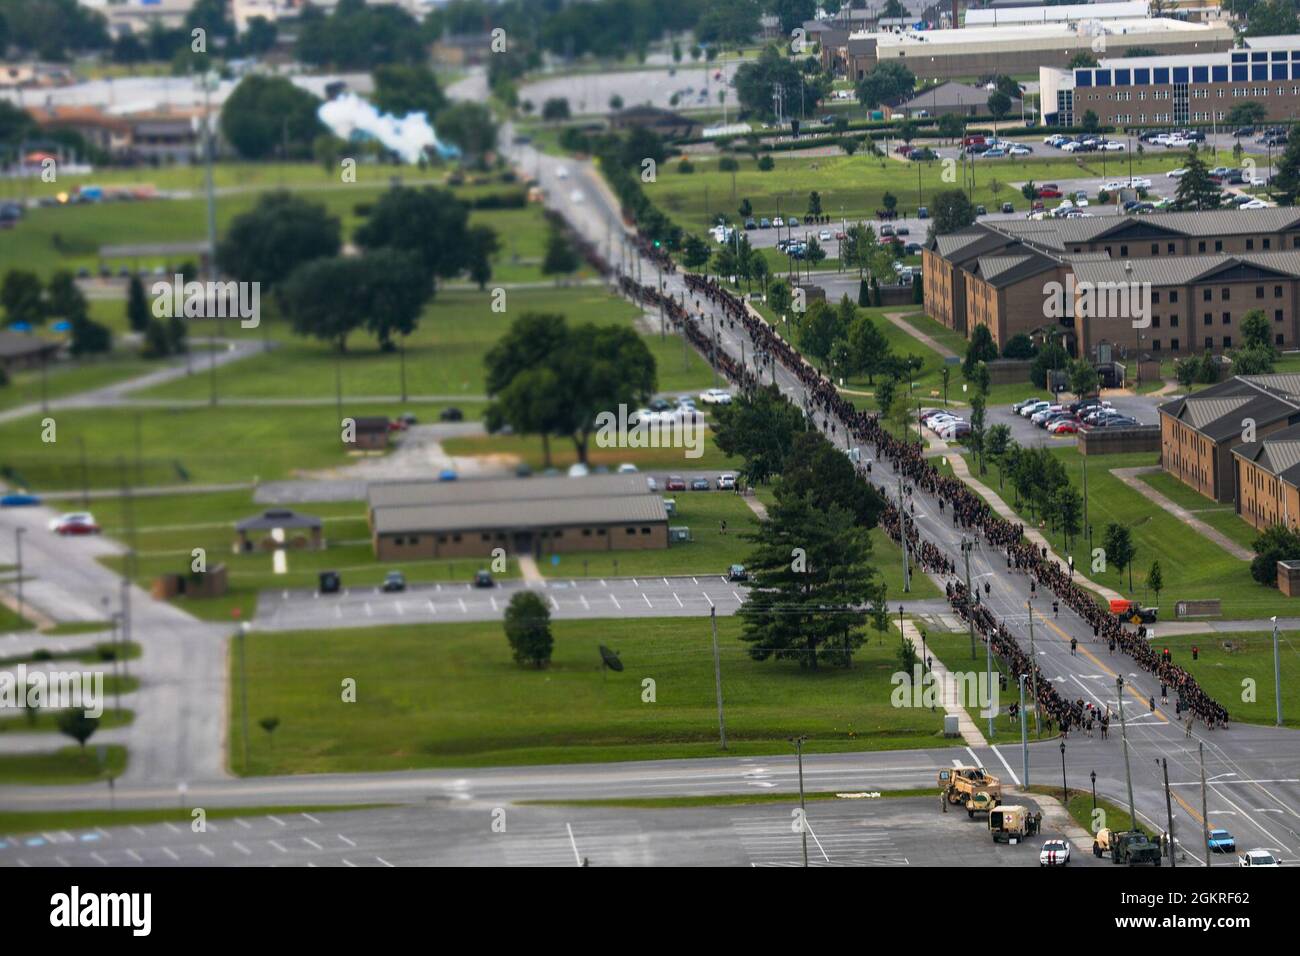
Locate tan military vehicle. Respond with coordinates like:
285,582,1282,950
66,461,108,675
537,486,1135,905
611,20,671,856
938,765,1002,818
989,805,1031,843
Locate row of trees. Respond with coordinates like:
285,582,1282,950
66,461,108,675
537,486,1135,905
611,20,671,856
0,270,111,358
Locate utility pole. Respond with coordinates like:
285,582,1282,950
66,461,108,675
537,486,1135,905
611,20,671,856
238,621,251,773
1271,616,1283,727
791,735,808,868
963,538,975,659
985,597,994,740
1019,674,1029,787
13,527,24,626
1028,599,1040,737
1162,757,1177,867
710,606,727,750
899,474,911,593
202,70,219,409
1199,741,1211,868
1116,676,1138,832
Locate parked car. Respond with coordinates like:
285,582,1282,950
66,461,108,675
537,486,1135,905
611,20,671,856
717,473,737,490
51,512,100,535
728,564,749,582
917,206,928,219
1038,186,1062,198
759,217,772,229
437,469,458,481
744,218,757,230
617,463,639,474
646,476,659,492
1001,202,1014,213
473,569,495,588
381,571,406,592
699,388,733,405
1048,419,1080,435
0,493,40,508
666,475,687,491
1019,400,1051,417
690,477,711,491
567,462,590,477
319,571,341,594
440,407,463,422
1012,397,1043,412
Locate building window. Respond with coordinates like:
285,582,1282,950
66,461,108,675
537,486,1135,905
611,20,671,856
626,527,636,535
1203,313,1212,326
1215,241,1223,252
1171,338,1179,351
1198,241,1207,252
641,527,651,535
582,528,592,536
1152,291,1161,304
1264,238,1272,249
453,533,462,542
1222,288,1231,301
1153,316,1161,327
1120,245,1129,256
1170,291,1179,303
1277,309,1285,322
1276,286,1284,297
1205,337,1214,349
1150,244,1158,255
394,536,405,545
1223,312,1231,324
1203,288,1212,302
1224,336,1233,348
1247,239,1255,250
1153,340,1161,351
410,536,420,545
1278,334,1286,346
1168,243,1175,254
1257,286,1265,298
1171,315,1179,327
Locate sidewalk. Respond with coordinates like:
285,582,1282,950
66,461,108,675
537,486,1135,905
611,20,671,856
517,554,545,584
945,453,1125,604
893,617,989,750
883,311,958,360
1112,465,1251,561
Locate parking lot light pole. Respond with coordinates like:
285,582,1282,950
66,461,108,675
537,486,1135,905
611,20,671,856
238,621,251,773
1271,616,1283,727
1117,676,1138,831
1090,769,1097,812
790,735,808,868
1059,740,1068,803
1019,675,1029,787
13,527,24,627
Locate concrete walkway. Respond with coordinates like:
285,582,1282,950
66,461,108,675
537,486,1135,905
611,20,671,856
893,617,990,749
1111,466,1252,561
945,453,1126,604
517,554,544,584
883,311,958,360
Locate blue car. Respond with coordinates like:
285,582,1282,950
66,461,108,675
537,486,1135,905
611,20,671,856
437,469,458,482
0,493,40,507
1207,829,1236,853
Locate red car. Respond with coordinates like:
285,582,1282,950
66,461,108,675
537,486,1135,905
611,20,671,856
51,512,100,535
1048,419,1080,435
1038,186,1062,198
665,475,687,491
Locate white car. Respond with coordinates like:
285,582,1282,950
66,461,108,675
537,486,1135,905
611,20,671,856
1020,400,1051,417
646,476,658,492
617,463,639,474
1241,199,1269,209
1009,145,1032,156
1061,141,1084,152
699,388,733,405
1131,177,1153,189
1040,839,1071,866
556,166,570,179
1101,142,1126,151
1074,196,1089,207
1167,168,1188,178
717,473,737,490
818,229,832,241
569,189,584,204
48,511,96,532
567,462,589,478
772,216,785,227
1238,849,1279,867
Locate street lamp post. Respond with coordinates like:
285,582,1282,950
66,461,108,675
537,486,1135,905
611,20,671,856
13,527,24,627
1059,740,1068,803
1090,769,1097,813
790,735,809,868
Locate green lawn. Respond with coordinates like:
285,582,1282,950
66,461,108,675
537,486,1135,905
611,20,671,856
0,354,156,413
0,401,409,491
651,151,1193,238
0,745,126,784
1153,631,1300,730
975,447,1297,618
133,285,713,402
0,606,35,632
1136,469,1259,551
229,615,963,775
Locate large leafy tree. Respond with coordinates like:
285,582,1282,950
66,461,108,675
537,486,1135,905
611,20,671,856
504,591,554,668
1,270,44,326
218,191,342,289
1102,522,1137,593
296,0,426,69
739,492,882,669
695,0,762,46
354,186,471,290
435,101,498,163
855,62,915,110
219,75,326,160
278,250,430,352
734,44,825,121
1274,134,1300,205
963,324,998,377
372,64,446,118
847,312,891,383
931,189,977,235
779,431,885,528
712,383,807,485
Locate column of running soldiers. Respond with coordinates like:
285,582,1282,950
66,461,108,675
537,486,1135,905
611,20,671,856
569,214,1229,731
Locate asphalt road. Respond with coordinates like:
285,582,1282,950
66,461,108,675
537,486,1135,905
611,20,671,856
0,794,1088,868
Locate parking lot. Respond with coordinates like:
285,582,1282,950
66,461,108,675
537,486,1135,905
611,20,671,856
987,391,1166,448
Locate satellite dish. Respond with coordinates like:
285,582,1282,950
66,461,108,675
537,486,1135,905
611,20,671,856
599,645,623,672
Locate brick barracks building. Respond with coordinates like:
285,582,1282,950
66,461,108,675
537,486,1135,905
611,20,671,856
921,209,1300,360
1042,34,1300,128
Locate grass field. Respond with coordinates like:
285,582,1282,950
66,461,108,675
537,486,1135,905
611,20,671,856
650,151,1193,238
1135,469,1259,551
1149,631,1300,730
0,354,156,413
228,615,962,775
0,606,34,632
0,401,409,491
0,709,134,734
134,286,715,402
0,745,126,784
974,447,1297,619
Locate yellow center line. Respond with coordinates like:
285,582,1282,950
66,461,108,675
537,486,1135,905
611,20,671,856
1030,606,1169,724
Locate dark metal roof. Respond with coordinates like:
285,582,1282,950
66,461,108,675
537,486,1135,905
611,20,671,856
374,495,668,535
0,330,60,360
368,473,652,510
1159,375,1300,442
235,509,322,532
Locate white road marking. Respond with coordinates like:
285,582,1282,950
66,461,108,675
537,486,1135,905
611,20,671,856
566,823,582,866
162,847,178,861
702,591,714,608
989,744,1022,787
235,818,251,829
302,837,323,851
674,592,683,607
301,813,321,825
268,840,288,853
459,598,467,613
642,593,652,608
267,815,286,827
338,834,356,847
232,841,251,856
427,599,437,614
126,849,143,863
198,844,215,858
610,594,621,609
376,856,395,867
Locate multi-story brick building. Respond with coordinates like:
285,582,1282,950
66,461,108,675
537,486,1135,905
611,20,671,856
1158,375,1300,503
1042,34,1300,127
922,209,1300,357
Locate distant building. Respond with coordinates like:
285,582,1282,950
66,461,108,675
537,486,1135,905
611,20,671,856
26,106,133,159
884,81,1021,119
431,33,495,67
350,417,391,452
0,330,60,374
367,474,669,561
608,106,700,140
964,1,1150,26
1042,34,1300,128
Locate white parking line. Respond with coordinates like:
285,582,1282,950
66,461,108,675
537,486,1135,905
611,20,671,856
303,837,323,851
301,813,321,825
338,834,356,848
126,849,143,863
702,591,714,608
162,847,178,861
232,841,251,855
458,598,467,613
642,593,652,608
674,592,683,607
566,823,582,866
267,815,286,827
198,844,215,858
427,599,437,614
376,856,395,867
610,594,621,610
